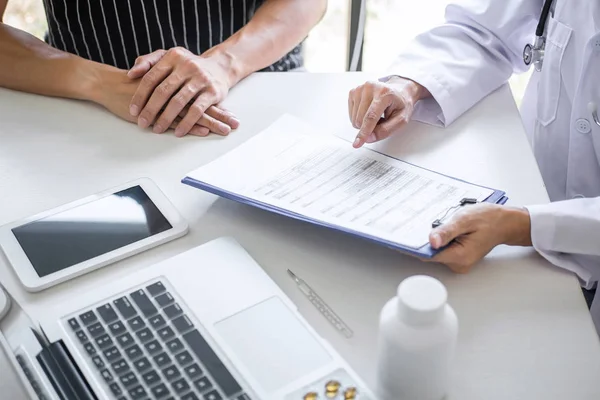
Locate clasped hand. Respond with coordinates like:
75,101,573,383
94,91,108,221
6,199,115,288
102,47,240,137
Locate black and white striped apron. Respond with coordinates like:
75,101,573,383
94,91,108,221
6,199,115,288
41,0,303,71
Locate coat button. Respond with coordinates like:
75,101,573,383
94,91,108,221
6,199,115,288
575,118,591,134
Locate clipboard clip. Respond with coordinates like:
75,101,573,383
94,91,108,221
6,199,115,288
432,198,478,228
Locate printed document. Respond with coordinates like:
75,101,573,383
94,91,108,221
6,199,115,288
187,115,493,249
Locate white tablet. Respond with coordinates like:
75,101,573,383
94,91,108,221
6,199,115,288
0,178,188,292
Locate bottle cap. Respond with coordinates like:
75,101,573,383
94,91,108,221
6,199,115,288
397,275,447,326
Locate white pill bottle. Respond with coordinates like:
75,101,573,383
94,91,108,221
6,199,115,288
375,275,458,400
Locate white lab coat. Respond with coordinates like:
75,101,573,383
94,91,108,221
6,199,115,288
391,0,600,333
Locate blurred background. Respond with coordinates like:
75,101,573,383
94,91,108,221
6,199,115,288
4,0,531,105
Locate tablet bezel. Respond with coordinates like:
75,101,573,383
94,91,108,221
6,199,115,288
0,178,188,292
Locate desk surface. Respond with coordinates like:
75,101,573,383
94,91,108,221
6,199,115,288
1,73,600,400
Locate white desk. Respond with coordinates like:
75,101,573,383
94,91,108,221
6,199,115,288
1,73,600,400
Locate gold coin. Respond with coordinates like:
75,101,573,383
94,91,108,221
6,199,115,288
325,380,341,393
304,392,318,400
344,387,358,399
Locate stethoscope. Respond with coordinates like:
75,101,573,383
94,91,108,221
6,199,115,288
523,0,555,72
589,103,600,127
523,0,600,127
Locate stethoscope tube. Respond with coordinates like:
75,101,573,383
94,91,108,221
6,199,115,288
536,0,555,37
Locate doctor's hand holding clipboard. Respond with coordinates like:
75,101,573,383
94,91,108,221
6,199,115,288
347,0,600,333
348,77,532,275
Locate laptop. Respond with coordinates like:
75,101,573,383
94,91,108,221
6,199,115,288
0,237,373,400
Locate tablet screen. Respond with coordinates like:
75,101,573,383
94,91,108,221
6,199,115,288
11,185,172,277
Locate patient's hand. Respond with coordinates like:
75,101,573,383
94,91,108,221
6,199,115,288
127,48,239,137
92,67,235,137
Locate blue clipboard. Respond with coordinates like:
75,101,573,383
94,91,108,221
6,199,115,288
182,175,508,259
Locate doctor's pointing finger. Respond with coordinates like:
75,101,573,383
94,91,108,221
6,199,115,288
349,77,430,148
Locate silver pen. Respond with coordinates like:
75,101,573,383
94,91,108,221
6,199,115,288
287,269,354,339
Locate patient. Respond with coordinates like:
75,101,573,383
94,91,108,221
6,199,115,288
0,0,326,137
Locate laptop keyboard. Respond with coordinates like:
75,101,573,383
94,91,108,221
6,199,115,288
66,280,251,400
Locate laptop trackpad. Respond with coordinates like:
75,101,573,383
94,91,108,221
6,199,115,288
215,297,332,393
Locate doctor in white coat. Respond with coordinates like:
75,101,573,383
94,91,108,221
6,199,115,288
349,0,600,333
